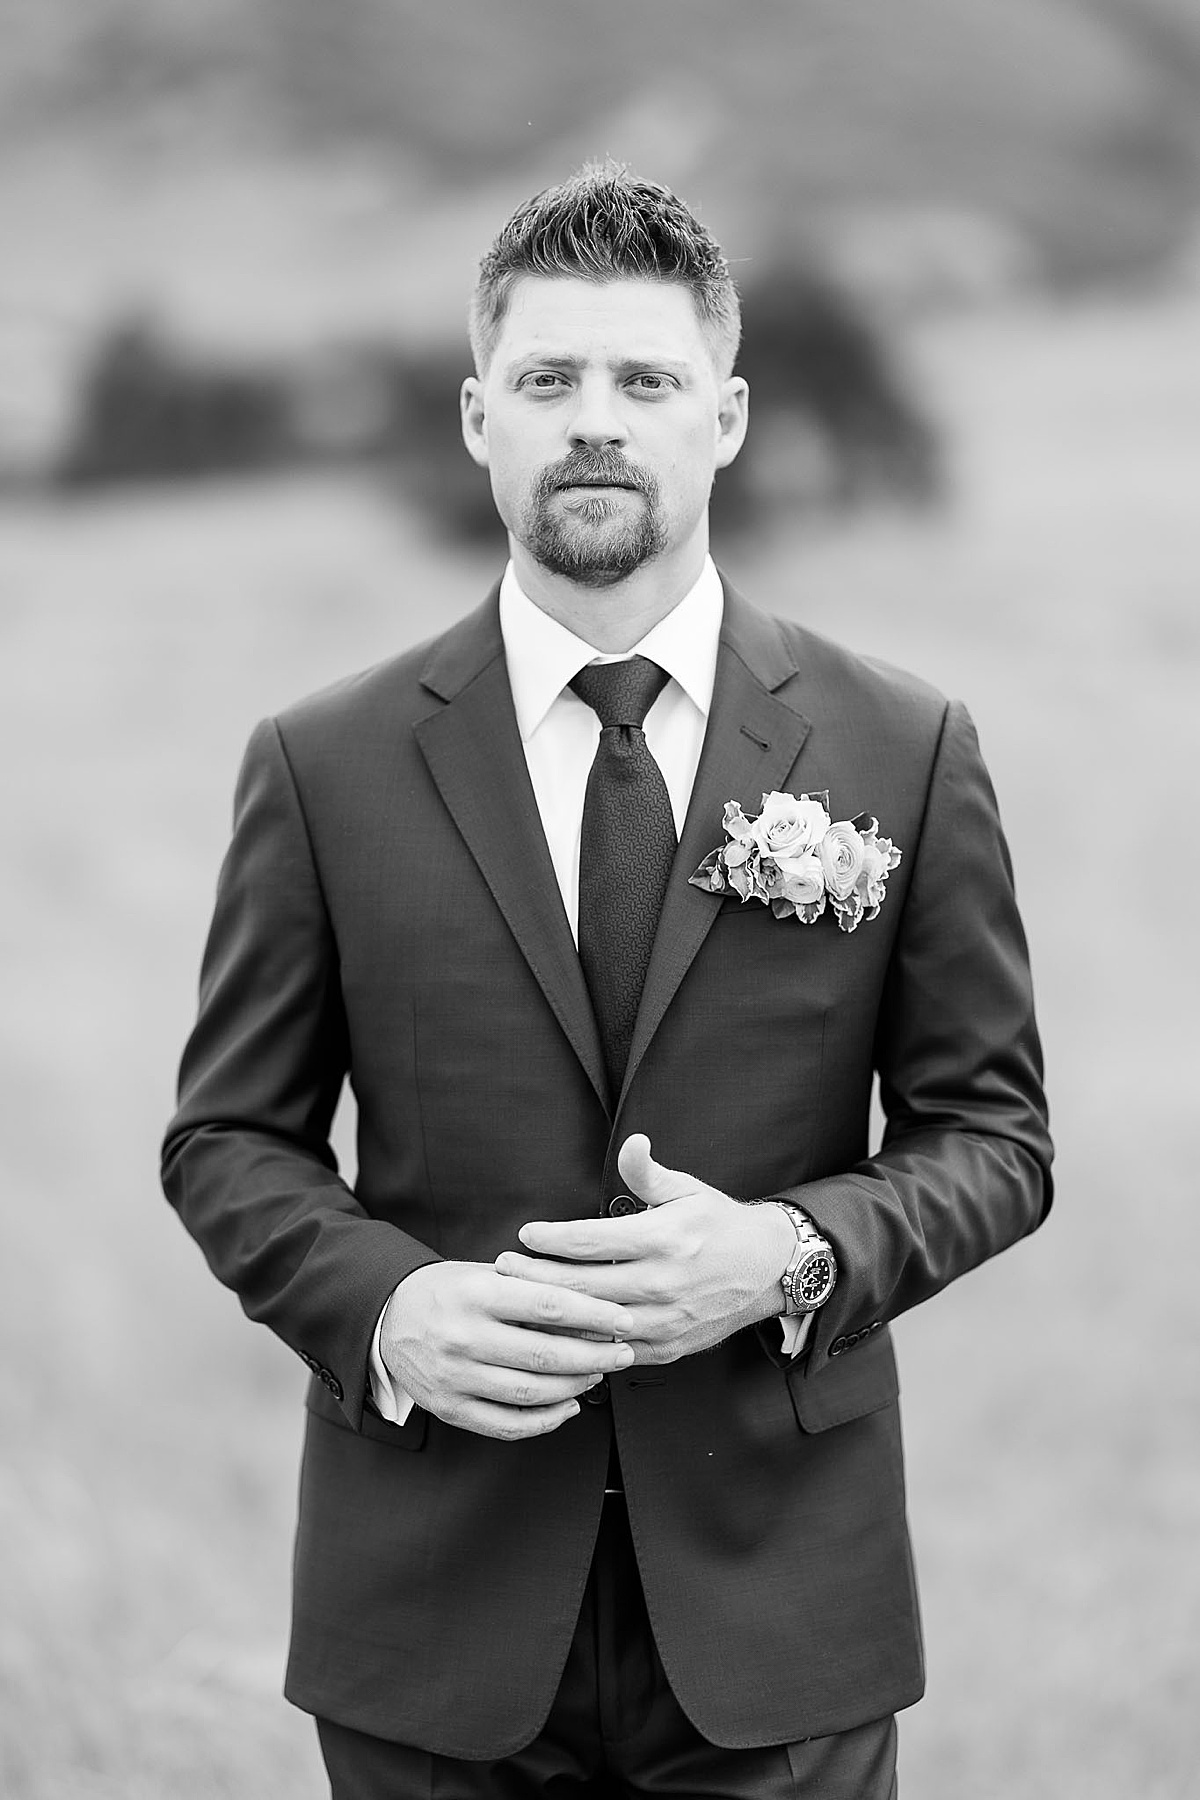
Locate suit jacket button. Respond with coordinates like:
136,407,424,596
606,1194,646,1218
584,1377,610,1405
829,1337,848,1358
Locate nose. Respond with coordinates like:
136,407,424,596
568,377,628,450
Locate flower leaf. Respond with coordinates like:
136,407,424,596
688,849,726,893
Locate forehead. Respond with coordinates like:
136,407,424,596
492,276,711,369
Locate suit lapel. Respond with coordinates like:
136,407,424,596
413,582,813,1120
414,594,609,1112
620,585,813,1105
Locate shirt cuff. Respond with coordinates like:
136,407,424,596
369,1298,417,1426
778,1312,813,1358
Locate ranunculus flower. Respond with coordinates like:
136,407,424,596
778,851,825,907
818,821,866,899
751,792,831,864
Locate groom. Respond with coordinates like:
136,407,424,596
163,164,1051,1797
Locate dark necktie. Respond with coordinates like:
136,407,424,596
570,656,676,1099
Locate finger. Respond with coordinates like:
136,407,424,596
555,1327,629,1342
483,1320,636,1378
496,1251,655,1308
484,1270,634,1340
442,1396,584,1441
616,1133,700,1208
514,1219,646,1262
466,1365,610,1409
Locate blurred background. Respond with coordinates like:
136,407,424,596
2,2,1198,1795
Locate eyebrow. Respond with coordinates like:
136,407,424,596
503,353,694,380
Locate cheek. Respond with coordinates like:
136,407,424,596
658,441,718,518
480,435,536,523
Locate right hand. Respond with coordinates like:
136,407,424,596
379,1261,636,1441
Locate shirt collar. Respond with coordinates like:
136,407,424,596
499,556,724,743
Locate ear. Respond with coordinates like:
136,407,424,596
713,375,749,470
460,376,489,468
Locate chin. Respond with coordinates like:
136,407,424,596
522,499,666,588
536,542,662,588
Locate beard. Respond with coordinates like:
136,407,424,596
519,448,667,588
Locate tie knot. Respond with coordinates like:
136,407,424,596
571,656,669,731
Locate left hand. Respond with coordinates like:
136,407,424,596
494,1134,793,1364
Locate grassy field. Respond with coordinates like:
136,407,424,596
1,291,1198,1798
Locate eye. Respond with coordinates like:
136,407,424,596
627,372,675,395
520,371,568,392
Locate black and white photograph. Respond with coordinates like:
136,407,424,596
1,6,1198,1796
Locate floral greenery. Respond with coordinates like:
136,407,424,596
689,789,901,932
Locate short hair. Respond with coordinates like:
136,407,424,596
469,161,741,377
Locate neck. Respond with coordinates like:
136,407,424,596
509,537,709,653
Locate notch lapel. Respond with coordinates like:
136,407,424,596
414,595,609,1112
620,587,813,1105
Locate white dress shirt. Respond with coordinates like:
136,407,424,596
499,557,723,941
369,556,806,1423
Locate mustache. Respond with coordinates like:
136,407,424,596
536,449,654,496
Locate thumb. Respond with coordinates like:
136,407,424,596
616,1133,697,1208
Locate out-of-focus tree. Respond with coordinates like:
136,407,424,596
56,318,294,484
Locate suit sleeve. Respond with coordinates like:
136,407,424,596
160,718,441,1427
779,699,1053,1375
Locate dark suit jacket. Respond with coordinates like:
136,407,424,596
161,583,1051,1757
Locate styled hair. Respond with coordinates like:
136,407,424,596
469,161,741,376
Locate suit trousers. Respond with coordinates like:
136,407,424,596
315,1487,898,1799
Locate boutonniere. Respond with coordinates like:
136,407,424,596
689,789,902,933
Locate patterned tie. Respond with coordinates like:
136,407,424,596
570,656,676,1100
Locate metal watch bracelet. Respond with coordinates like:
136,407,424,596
770,1201,838,1315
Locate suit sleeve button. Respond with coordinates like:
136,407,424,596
829,1337,847,1358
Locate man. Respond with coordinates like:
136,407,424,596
163,164,1051,1798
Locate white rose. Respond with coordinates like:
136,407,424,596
751,792,831,865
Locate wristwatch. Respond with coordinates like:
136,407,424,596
772,1203,838,1314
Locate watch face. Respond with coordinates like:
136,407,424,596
797,1252,834,1304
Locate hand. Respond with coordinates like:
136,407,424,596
496,1135,794,1365
378,1260,636,1441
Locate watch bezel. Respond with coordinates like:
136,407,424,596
781,1245,838,1313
